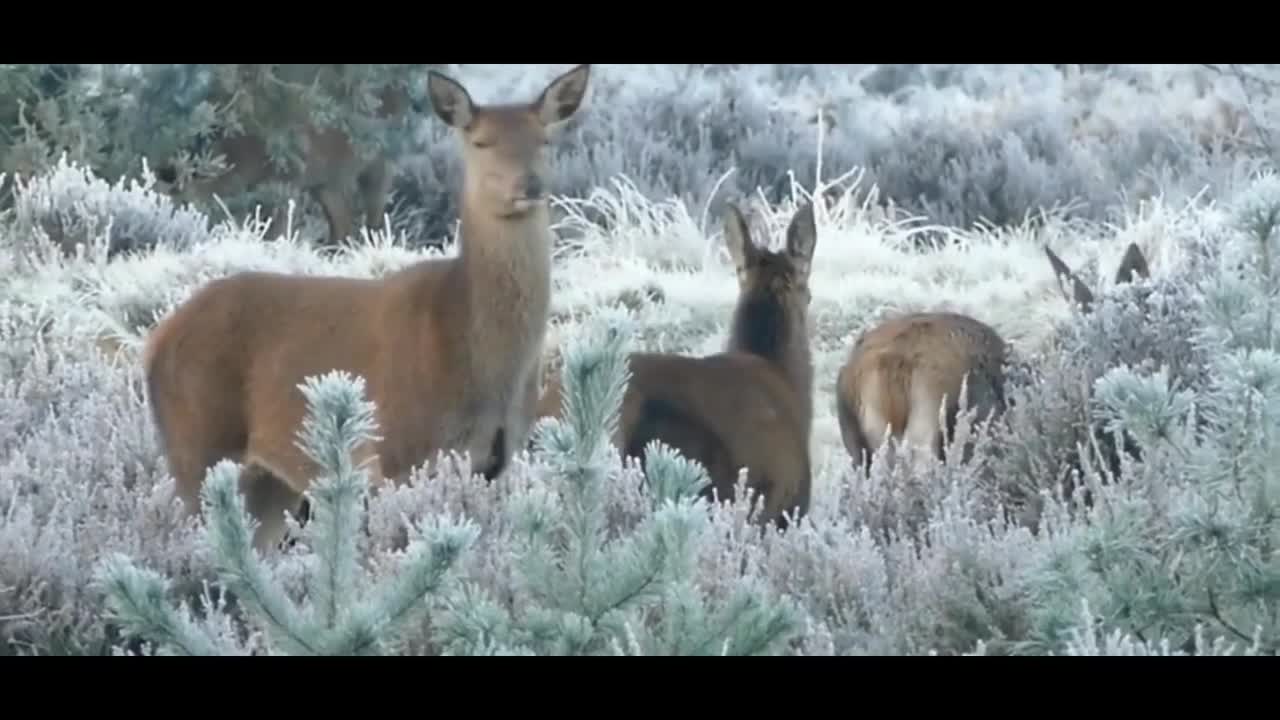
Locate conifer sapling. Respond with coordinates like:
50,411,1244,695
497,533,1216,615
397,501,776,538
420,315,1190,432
95,370,477,655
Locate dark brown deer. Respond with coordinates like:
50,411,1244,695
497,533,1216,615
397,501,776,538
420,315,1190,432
537,202,818,529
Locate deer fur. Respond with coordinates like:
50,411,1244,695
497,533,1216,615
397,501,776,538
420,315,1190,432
143,64,592,553
159,72,415,248
536,202,818,529
835,311,1009,471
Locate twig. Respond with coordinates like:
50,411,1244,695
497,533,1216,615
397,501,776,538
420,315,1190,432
0,609,44,622
1229,64,1277,159
1203,63,1277,159
1206,587,1253,645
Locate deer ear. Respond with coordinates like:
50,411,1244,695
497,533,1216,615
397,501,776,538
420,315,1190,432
1044,245,1095,312
427,69,474,129
535,64,591,126
1114,242,1150,285
723,203,758,273
785,201,817,275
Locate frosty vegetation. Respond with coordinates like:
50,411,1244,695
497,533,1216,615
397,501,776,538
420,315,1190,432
2,63,1280,655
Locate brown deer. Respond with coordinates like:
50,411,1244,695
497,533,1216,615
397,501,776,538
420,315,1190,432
536,201,818,529
835,311,1009,472
158,71,416,248
1040,240,1153,486
143,64,591,552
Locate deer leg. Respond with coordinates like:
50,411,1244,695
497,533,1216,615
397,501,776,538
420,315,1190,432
238,462,307,554
265,202,295,241
311,184,354,248
357,157,394,234
836,392,871,475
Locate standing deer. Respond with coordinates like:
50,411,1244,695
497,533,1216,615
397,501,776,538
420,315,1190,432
159,75,415,248
143,64,591,552
537,202,818,529
835,310,1009,472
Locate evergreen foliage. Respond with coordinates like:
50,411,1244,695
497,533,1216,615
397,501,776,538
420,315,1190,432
1008,172,1280,654
1,64,432,241
432,309,800,656
93,371,477,655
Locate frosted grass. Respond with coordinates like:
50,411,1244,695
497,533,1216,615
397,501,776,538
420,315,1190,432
2,163,1203,508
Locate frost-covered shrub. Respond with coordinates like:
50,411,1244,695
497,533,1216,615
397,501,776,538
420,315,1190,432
3,64,1266,249
0,65,116,184
988,269,1209,523
1,64,433,246
5,154,213,262
721,453,1048,656
0,328,207,655
390,64,1263,243
1004,172,1280,653
984,200,1228,526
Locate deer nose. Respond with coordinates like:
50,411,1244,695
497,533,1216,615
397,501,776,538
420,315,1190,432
523,175,544,200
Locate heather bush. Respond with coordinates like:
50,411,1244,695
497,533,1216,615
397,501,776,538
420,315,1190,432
977,172,1280,654
986,204,1221,524
390,64,1266,242
6,154,214,262
0,322,205,655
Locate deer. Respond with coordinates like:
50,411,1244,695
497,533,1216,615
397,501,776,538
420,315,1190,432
536,201,818,530
156,73,416,249
1044,241,1150,314
835,310,1009,473
1038,240,1154,489
142,64,592,553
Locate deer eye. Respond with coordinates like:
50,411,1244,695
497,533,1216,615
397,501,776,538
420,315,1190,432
472,138,494,149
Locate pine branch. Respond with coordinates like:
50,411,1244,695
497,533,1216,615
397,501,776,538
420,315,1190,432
641,440,712,508
93,554,223,656
97,370,471,656
484,306,799,655
351,515,479,655
199,463,323,655
293,372,383,630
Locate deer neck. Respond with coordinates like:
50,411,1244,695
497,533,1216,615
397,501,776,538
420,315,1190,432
453,201,553,372
728,293,813,426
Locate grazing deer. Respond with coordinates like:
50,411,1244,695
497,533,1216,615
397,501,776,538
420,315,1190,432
537,202,818,529
835,311,1008,472
1041,240,1153,485
143,64,592,552
158,79,414,248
